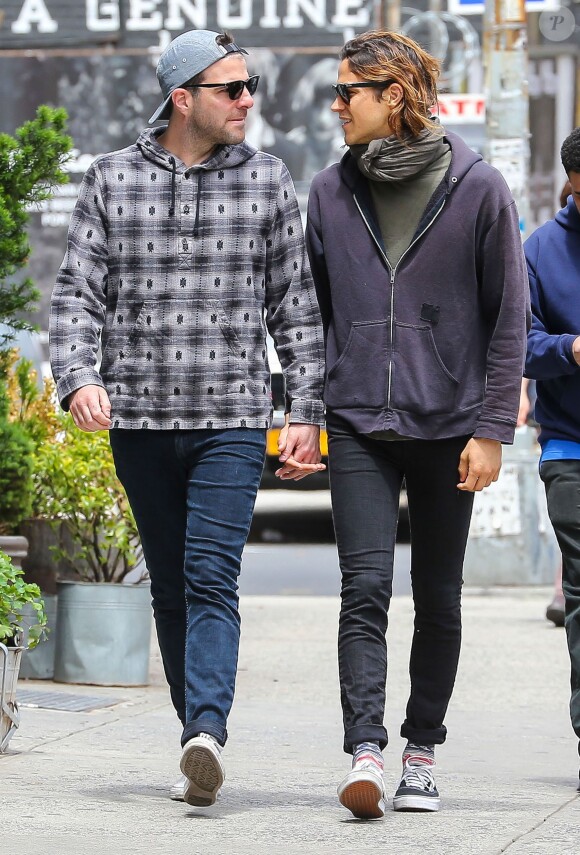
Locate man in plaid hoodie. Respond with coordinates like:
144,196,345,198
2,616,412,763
50,30,325,807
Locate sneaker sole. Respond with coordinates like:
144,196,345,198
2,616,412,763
180,744,224,807
393,794,440,812
339,779,385,819
546,606,565,627
169,788,185,802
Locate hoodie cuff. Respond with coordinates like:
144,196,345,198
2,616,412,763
563,334,580,369
56,369,105,411
472,418,516,445
288,398,325,427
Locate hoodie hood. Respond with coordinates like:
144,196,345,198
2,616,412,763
135,126,257,220
135,126,257,172
555,195,580,233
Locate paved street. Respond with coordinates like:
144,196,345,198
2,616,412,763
239,543,411,596
2,588,578,854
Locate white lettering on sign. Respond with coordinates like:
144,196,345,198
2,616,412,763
331,0,368,26
217,0,252,28
164,0,206,29
11,0,58,33
126,0,163,30
86,0,121,31
434,94,485,124
283,0,326,28
259,0,281,27
7,0,374,36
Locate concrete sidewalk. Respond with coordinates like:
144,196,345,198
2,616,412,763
1,588,579,855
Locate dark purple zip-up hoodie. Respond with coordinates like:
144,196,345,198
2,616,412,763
524,196,580,445
306,131,530,443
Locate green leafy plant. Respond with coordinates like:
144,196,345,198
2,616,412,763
32,412,143,583
0,549,47,648
0,105,71,344
0,351,33,534
6,348,59,448
0,349,59,535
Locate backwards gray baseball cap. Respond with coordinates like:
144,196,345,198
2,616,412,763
149,30,248,124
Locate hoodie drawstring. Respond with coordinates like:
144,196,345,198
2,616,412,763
168,156,176,216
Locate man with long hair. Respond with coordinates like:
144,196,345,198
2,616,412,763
306,31,529,817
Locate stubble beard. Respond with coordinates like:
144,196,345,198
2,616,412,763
186,111,245,150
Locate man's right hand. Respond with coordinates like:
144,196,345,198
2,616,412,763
69,385,112,432
573,336,580,365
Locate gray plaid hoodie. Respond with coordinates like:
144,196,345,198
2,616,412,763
50,128,325,430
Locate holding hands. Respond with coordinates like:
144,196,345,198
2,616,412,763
275,416,326,481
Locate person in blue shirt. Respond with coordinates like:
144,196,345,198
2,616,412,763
524,126,580,792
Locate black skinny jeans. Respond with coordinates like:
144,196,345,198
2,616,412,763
327,418,474,754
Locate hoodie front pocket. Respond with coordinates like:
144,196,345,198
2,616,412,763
127,301,155,345
207,299,242,357
102,300,156,374
325,320,388,409
391,323,459,415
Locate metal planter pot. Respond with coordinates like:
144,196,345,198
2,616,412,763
0,643,24,753
19,595,58,680
0,535,28,568
54,581,152,686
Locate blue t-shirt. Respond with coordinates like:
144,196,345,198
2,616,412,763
540,438,580,466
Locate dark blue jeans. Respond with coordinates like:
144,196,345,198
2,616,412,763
327,416,474,753
110,428,266,747
540,459,580,750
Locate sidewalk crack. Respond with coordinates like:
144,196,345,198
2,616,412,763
499,794,579,852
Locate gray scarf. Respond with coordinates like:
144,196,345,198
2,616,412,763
351,125,447,183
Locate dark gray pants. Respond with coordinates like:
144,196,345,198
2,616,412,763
327,418,474,753
540,459,580,751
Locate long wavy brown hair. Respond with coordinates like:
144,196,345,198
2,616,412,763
339,30,440,141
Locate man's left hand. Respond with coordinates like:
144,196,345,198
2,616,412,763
457,437,502,492
275,419,326,481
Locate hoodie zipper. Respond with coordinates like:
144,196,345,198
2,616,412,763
353,194,447,408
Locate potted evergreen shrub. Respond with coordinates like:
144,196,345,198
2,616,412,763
0,548,47,752
32,411,152,687
0,105,71,348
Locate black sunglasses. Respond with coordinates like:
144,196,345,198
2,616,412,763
332,80,396,105
186,75,260,101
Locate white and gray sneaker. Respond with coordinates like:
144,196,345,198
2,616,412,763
169,773,188,801
393,754,440,812
337,744,386,819
180,733,225,807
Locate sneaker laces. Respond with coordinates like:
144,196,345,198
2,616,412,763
400,758,436,792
